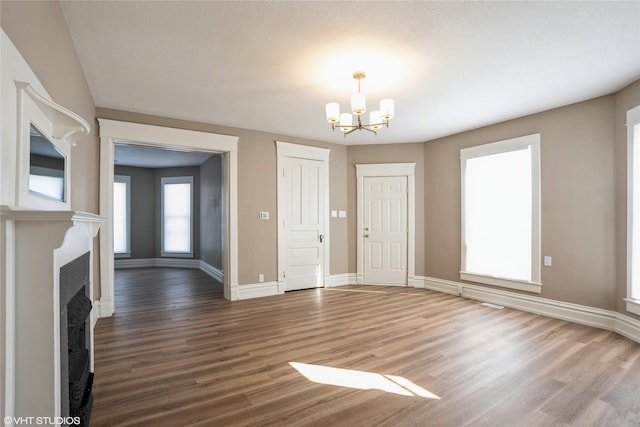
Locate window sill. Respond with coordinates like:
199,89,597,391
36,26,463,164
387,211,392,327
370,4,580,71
460,271,542,294
114,252,131,259
625,298,640,316
161,252,194,259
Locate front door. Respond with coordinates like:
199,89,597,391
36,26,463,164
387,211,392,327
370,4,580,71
282,157,325,291
363,176,407,285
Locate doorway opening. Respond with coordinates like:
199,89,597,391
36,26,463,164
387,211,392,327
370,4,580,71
98,119,239,317
112,143,225,280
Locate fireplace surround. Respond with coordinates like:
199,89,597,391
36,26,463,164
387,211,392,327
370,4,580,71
1,209,102,426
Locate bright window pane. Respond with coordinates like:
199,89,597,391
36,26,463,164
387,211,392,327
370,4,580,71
29,174,64,200
632,123,640,300
163,182,192,253
464,148,532,281
113,181,127,253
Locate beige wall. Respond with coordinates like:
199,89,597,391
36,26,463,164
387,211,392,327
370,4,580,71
1,1,98,213
424,95,625,311
96,108,350,285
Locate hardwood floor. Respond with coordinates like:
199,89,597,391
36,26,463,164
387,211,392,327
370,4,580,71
91,268,640,426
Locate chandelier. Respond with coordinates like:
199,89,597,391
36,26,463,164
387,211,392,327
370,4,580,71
325,71,395,136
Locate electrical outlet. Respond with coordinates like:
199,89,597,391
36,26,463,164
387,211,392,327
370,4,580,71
258,274,264,283
544,256,552,267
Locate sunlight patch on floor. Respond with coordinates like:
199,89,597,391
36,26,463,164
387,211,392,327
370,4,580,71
289,362,440,399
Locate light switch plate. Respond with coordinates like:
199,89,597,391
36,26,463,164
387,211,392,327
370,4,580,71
338,210,347,218
260,211,269,220
331,210,338,218
544,256,552,266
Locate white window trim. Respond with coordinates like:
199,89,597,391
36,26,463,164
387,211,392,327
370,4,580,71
113,175,131,258
161,175,195,258
626,105,640,316
460,133,542,293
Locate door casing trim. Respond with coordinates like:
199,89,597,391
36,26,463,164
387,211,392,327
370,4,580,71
98,118,239,315
356,163,415,286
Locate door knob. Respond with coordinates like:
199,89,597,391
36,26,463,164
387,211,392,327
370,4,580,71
364,234,369,238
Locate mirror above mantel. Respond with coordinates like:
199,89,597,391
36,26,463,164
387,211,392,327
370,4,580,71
15,81,91,210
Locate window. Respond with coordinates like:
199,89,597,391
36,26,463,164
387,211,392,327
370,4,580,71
460,134,541,293
161,176,194,257
113,175,131,257
627,105,640,315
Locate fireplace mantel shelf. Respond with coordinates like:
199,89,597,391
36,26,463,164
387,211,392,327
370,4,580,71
0,205,105,237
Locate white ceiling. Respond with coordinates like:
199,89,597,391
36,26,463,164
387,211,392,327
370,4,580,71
114,144,215,168
61,1,640,146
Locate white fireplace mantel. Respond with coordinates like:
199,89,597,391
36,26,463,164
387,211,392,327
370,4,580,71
1,206,104,425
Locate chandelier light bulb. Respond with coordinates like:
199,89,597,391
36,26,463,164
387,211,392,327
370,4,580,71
339,113,352,131
370,110,382,130
380,99,395,119
326,102,340,123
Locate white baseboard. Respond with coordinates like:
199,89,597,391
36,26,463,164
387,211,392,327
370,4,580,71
238,281,280,300
114,258,156,269
115,258,224,282
97,297,113,318
200,261,223,282
91,300,101,327
418,276,640,344
155,258,201,268
114,257,200,269
326,273,354,287
239,273,354,299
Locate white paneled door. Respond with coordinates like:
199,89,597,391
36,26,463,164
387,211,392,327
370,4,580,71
283,157,325,291
363,176,408,285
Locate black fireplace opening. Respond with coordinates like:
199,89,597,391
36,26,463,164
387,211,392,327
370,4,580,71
67,288,93,424
60,252,93,427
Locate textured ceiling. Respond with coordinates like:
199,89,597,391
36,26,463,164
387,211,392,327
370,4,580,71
114,144,215,168
61,1,640,145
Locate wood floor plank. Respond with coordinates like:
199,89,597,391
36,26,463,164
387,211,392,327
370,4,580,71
90,268,640,426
